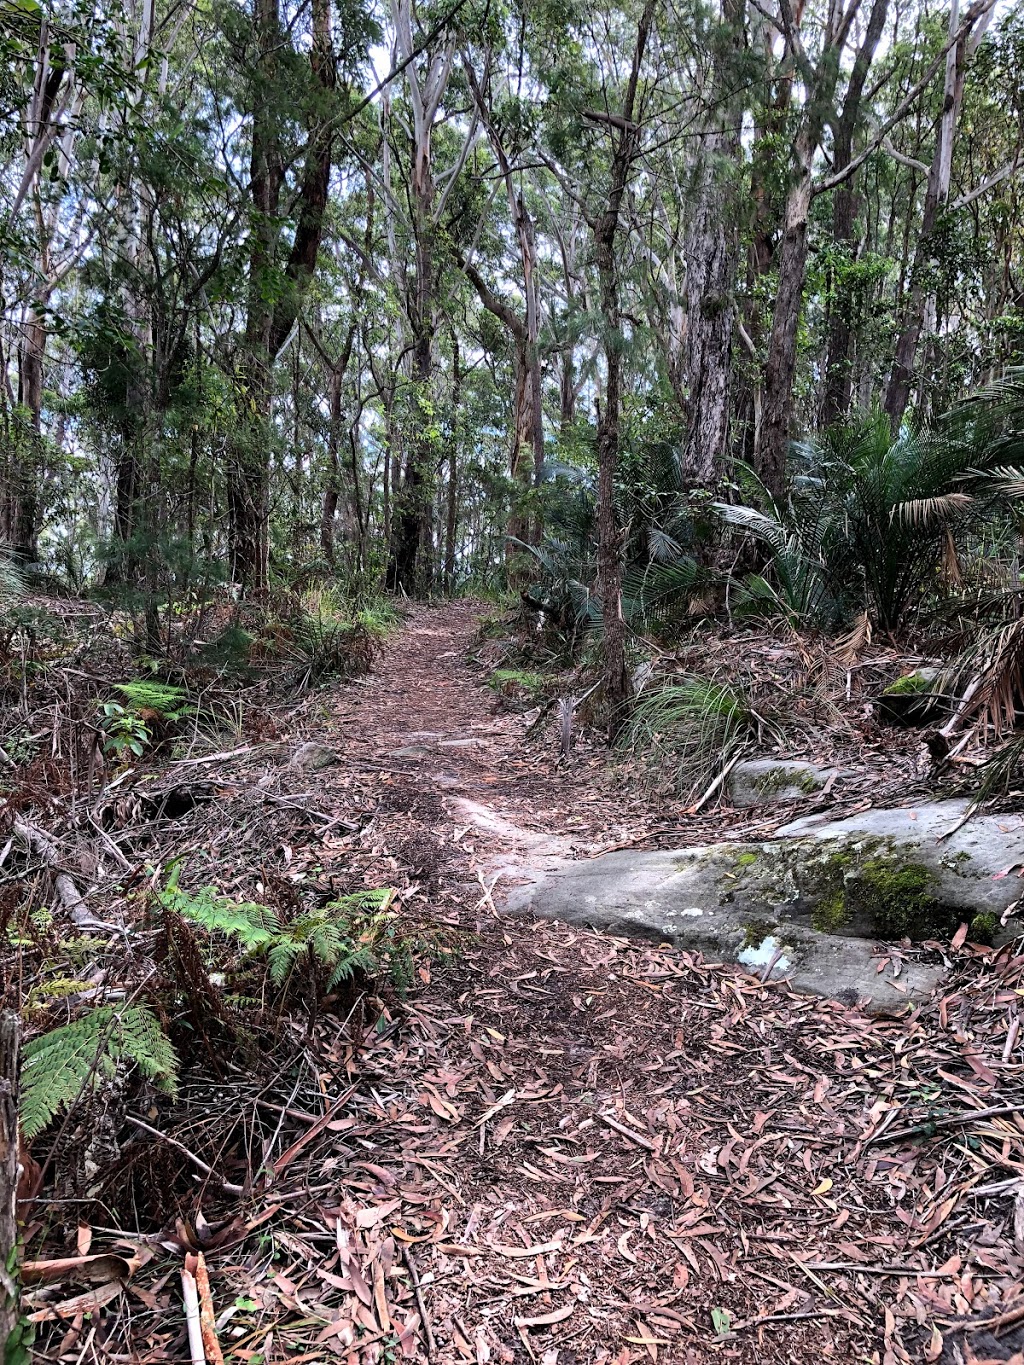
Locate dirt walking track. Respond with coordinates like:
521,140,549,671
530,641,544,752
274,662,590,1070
64,604,1024,1364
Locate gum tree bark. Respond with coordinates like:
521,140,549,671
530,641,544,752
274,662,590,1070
755,0,863,497
820,0,889,427
591,0,655,737
883,0,994,427
390,0,456,593
680,0,746,490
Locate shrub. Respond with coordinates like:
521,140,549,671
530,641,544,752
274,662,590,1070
716,408,984,634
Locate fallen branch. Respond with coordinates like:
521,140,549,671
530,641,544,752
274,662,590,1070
192,1253,225,1365
124,1115,245,1196
401,1244,436,1357
871,1103,1024,1145
12,819,124,933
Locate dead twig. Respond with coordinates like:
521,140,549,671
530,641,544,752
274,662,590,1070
124,1115,246,1197
401,1243,435,1357
871,1103,1024,1145
596,1111,657,1152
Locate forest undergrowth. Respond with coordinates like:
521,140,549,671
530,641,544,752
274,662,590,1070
3,596,1024,1364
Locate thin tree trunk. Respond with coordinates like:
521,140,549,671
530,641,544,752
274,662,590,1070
229,0,335,593
0,1011,21,1358
320,365,343,564
756,172,812,498
594,0,654,738
883,0,987,427
444,334,460,590
680,0,745,490
820,0,889,427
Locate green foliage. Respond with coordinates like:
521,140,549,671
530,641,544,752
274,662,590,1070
271,588,396,690
620,673,764,798
156,863,407,996
717,409,987,633
488,668,547,704
113,681,191,716
20,1004,178,1141
98,681,192,758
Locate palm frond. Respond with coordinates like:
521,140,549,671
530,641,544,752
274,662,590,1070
895,493,973,526
958,618,1024,737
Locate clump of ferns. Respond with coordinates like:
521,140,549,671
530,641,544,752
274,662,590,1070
154,861,409,1014
620,672,784,800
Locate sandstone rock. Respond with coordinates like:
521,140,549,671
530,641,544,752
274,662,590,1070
289,741,339,772
728,758,856,807
503,800,1024,1011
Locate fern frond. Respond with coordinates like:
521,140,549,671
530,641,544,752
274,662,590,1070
114,681,192,719
161,881,279,948
21,1004,178,1141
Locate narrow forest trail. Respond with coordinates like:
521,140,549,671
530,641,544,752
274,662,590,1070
224,602,1017,1365
327,600,624,880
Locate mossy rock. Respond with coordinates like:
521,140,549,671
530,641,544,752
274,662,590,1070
729,758,855,808
878,669,951,727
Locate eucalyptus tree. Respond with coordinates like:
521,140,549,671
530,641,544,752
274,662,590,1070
536,0,659,727
0,0,135,560
884,0,1001,426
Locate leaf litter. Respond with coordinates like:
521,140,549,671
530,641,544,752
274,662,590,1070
20,603,1024,1364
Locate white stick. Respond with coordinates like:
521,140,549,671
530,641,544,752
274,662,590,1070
181,1267,207,1365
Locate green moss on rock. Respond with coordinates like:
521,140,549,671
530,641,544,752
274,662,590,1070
969,912,999,946
845,856,952,939
753,766,823,797
735,851,758,868
882,672,935,697
812,888,849,933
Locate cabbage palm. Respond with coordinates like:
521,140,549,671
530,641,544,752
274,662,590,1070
716,408,982,634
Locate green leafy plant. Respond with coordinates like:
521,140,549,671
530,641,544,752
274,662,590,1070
20,1004,178,1141
156,864,407,996
716,409,987,633
99,681,193,758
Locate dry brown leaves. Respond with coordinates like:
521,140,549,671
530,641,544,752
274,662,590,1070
22,605,1024,1364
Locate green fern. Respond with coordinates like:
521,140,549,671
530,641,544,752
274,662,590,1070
114,681,192,719
21,1004,178,1141
158,864,278,947
159,866,403,994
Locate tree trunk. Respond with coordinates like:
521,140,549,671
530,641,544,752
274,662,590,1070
229,0,335,593
444,333,460,589
593,0,654,738
756,173,812,498
884,0,984,428
681,133,739,489
821,0,889,427
680,0,744,490
12,310,45,561
820,176,859,427
320,364,343,564
0,1011,21,1359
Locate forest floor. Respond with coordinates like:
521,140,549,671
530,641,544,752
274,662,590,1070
23,603,1024,1365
